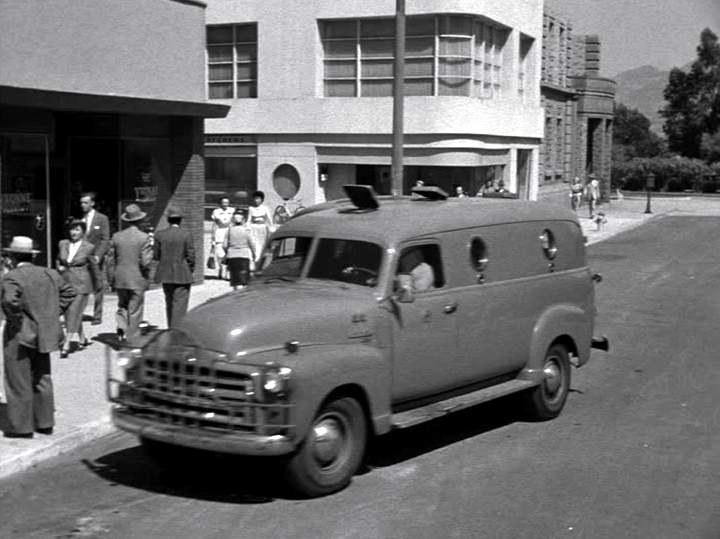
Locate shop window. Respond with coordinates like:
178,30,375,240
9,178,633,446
207,23,257,99
205,157,257,219
272,164,301,200
321,16,508,98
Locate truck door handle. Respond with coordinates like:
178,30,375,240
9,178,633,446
443,302,458,314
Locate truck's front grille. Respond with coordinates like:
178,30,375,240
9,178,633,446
118,353,292,434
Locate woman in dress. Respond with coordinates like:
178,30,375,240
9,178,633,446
210,196,235,280
57,219,95,357
247,190,274,268
223,209,256,290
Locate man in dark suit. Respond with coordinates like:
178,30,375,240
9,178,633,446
109,204,152,341
80,192,110,325
153,205,196,327
1,236,75,438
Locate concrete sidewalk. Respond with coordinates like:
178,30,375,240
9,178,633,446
1,195,719,480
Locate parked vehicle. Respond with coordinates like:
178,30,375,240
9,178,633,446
106,185,608,497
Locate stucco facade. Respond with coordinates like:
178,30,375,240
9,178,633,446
204,0,545,210
0,0,226,277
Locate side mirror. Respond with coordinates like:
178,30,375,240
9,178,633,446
394,274,415,303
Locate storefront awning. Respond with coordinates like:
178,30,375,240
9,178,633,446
0,86,229,118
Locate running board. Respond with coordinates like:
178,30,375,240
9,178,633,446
391,379,537,430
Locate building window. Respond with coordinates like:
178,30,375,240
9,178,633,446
518,36,533,100
321,16,508,98
207,24,257,99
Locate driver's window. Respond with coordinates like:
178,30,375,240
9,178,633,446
307,238,383,287
396,244,445,292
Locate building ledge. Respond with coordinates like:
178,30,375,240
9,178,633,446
569,75,617,96
0,86,228,118
540,81,577,96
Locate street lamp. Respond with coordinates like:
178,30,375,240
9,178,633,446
644,171,655,214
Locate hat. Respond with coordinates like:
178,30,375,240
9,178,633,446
121,204,147,222
166,205,183,219
3,236,41,254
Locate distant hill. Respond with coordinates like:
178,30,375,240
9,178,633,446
614,65,670,135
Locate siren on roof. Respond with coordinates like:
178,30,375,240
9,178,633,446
343,184,379,210
411,186,449,200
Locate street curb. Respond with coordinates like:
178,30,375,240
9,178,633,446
0,416,114,481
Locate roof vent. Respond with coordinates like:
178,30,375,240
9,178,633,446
343,184,379,210
411,186,449,200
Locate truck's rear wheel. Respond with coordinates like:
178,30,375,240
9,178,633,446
525,343,571,420
284,396,367,497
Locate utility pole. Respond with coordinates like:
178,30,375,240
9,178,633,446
391,0,405,196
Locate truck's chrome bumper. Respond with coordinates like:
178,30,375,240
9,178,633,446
112,408,296,456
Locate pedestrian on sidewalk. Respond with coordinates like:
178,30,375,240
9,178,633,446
210,196,234,281
223,209,256,290
569,177,583,211
80,192,110,326
56,220,95,357
153,205,196,327
585,174,600,219
109,205,153,342
1,236,75,438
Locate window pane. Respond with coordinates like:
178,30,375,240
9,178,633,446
407,15,435,36
438,77,471,96
325,60,357,78
235,24,257,42
322,20,357,39
236,62,257,80
473,80,483,98
439,37,471,56
439,15,472,36
360,19,395,38
439,58,471,77
208,64,233,81
325,80,356,97
208,45,233,62
236,82,257,98
308,239,383,287
361,79,393,97
360,38,393,58
406,37,434,57
404,78,433,96
235,43,257,62
323,39,356,59
207,26,233,44
209,83,233,99
362,59,393,78
405,57,433,77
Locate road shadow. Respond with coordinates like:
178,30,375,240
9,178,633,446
84,393,530,502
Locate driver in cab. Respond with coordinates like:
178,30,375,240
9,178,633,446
398,248,434,292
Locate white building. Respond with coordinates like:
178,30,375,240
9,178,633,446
204,0,544,211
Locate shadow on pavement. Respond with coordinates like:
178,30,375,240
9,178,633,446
83,394,527,502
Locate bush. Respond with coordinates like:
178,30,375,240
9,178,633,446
612,156,714,191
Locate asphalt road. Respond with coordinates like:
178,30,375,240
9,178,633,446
1,215,718,539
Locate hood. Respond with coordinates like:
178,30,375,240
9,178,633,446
175,281,377,360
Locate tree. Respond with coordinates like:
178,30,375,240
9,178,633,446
613,103,665,160
660,28,720,157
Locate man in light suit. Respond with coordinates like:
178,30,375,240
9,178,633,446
1,236,75,438
153,205,196,327
109,204,152,341
80,192,110,325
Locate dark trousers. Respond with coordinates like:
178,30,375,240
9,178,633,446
3,342,54,435
90,259,105,322
162,283,191,328
115,288,145,339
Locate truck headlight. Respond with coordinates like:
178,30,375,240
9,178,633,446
263,366,292,395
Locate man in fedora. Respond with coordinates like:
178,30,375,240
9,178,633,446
109,204,153,341
153,205,196,327
1,236,75,438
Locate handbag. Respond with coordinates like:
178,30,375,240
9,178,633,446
206,255,216,270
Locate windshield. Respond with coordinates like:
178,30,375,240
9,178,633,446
307,238,383,287
260,236,312,279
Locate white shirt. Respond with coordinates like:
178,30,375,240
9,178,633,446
84,209,95,228
410,262,435,292
68,240,81,262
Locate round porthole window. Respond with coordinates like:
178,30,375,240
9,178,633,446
540,229,558,260
272,164,301,200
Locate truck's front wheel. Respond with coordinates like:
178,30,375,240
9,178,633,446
284,396,367,497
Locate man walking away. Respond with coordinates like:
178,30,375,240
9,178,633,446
109,204,152,342
80,192,110,325
1,236,75,438
154,205,195,327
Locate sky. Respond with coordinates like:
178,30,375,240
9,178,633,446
549,0,720,76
